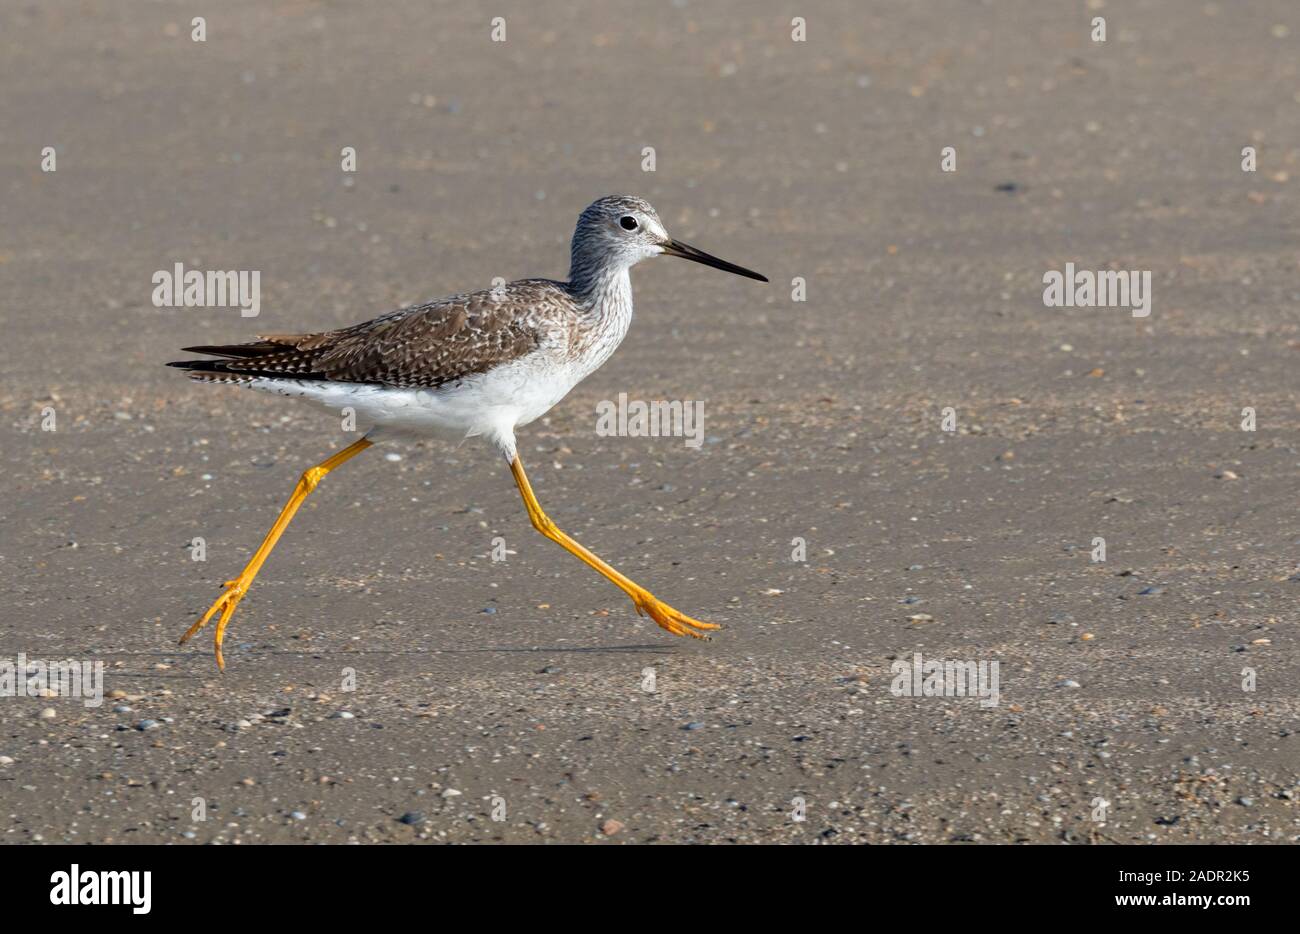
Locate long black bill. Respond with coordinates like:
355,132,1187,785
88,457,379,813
661,239,768,282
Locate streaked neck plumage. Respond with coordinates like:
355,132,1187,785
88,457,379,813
566,257,635,375
568,247,634,319
573,262,631,307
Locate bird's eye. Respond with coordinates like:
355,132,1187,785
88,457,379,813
619,215,639,231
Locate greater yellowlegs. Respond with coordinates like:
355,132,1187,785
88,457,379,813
169,196,767,669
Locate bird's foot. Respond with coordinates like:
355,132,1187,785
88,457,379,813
178,576,250,671
630,591,720,640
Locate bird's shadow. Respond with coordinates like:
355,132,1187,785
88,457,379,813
103,642,682,679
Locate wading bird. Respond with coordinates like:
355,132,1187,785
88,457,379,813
170,196,767,669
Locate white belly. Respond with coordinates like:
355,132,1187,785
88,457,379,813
243,354,584,449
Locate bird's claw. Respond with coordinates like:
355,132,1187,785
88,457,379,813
178,577,250,670
631,591,720,640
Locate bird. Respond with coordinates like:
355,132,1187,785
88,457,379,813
169,195,767,669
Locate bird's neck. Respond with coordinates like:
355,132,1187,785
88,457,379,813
565,265,634,376
569,263,633,322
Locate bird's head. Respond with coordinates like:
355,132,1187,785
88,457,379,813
569,195,767,288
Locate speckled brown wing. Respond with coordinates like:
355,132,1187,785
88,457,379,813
169,281,570,389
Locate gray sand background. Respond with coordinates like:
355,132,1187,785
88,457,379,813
1,1,1296,842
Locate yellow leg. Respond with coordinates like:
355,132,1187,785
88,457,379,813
180,437,374,669
509,455,719,640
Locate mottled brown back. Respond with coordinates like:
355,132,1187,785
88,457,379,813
169,280,578,389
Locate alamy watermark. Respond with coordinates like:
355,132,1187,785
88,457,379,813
0,654,104,708
595,392,704,449
1043,263,1151,317
890,652,1000,708
152,262,261,317
50,865,150,914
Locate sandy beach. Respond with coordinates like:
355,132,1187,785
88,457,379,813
0,0,1296,844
